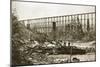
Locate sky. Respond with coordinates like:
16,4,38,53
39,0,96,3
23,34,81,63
12,1,95,20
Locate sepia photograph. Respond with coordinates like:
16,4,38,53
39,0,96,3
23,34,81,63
11,0,96,66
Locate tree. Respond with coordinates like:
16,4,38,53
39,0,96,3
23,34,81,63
12,14,34,65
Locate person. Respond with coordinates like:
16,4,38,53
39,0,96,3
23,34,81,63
64,41,66,46
68,42,70,47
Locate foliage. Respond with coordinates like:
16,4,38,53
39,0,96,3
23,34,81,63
12,14,49,65
12,14,35,65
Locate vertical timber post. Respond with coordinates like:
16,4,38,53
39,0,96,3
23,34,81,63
87,19,90,32
52,22,56,41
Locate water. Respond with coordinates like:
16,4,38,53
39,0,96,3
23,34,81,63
48,53,95,63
